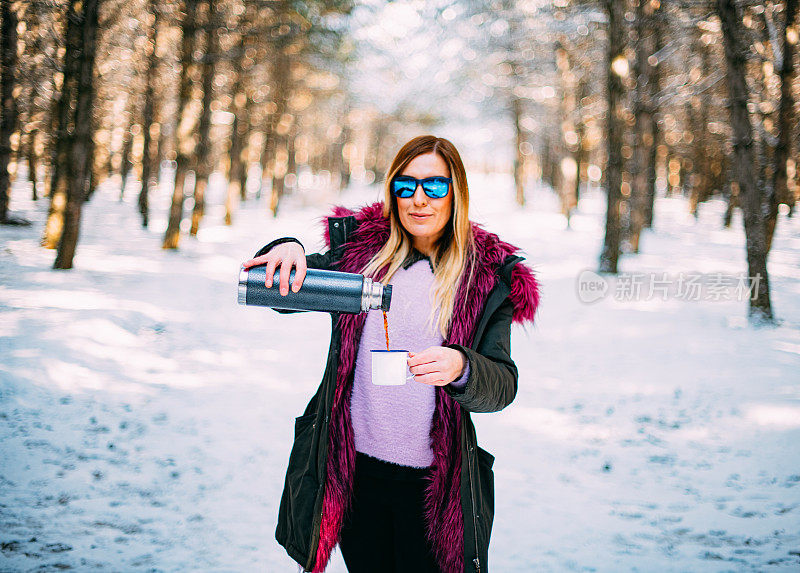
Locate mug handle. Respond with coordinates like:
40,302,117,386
405,353,416,382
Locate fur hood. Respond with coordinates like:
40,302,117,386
311,201,539,573
321,201,540,327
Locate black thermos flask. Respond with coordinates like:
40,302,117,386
238,265,392,313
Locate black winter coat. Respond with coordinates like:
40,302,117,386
254,204,540,573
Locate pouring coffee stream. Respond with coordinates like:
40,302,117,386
382,310,390,351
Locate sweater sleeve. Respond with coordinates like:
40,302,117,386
447,356,470,391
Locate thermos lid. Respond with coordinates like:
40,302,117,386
381,284,392,311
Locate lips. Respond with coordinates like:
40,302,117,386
409,213,432,220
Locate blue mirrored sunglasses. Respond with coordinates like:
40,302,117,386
390,175,452,199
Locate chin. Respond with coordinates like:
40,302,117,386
402,219,435,237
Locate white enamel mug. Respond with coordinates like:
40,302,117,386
371,350,415,385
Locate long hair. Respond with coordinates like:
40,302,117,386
361,135,476,338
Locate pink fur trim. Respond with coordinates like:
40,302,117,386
311,202,539,572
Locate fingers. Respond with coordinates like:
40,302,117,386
242,255,268,270
245,244,306,294
413,372,447,386
278,256,293,296
292,256,307,293
408,361,440,376
408,347,462,386
407,347,441,367
264,256,278,288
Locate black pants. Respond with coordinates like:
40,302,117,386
338,452,441,573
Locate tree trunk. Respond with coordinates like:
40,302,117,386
85,125,99,202
630,0,653,253
225,110,242,225
717,0,773,322
687,98,703,218
573,77,588,209
511,94,525,206
163,0,198,249
225,94,247,224
339,121,352,191
644,15,662,229
767,0,797,252
157,119,171,182
286,126,296,185
573,123,584,209
270,127,290,218
599,0,625,273
225,26,250,224
259,41,288,204
0,0,19,223
53,0,99,269
28,129,39,201
119,120,133,200
138,0,159,228
693,29,719,215
540,133,552,189
364,116,384,176
241,93,256,200
190,0,218,237
267,38,291,217
42,0,83,246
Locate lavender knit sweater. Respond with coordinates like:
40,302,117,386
350,258,470,468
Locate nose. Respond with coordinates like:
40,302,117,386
412,184,428,206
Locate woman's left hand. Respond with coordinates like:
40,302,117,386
408,347,466,386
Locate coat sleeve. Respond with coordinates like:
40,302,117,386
252,237,340,314
253,237,338,271
442,297,518,413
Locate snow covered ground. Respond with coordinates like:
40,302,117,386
1,171,799,572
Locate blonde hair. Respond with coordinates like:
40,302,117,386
361,135,476,338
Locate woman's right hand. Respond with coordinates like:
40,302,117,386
242,242,307,296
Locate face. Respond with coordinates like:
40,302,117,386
395,152,454,255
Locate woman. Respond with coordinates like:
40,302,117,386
243,135,540,573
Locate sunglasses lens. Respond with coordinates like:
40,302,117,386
392,178,416,198
423,178,450,198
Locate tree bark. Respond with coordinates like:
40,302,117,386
365,118,387,179
687,98,703,217
27,128,39,201
644,16,662,229
573,77,587,210
767,0,797,252
717,0,773,322
599,0,625,273
138,0,159,228
42,0,82,246
267,37,291,218
225,24,250,224
630,0,654,253
190,0,217,237
0,0,19,223
511,94,525,206
334,116,352,192
53,0,99,269
118,119,133,200
163,0,198,249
